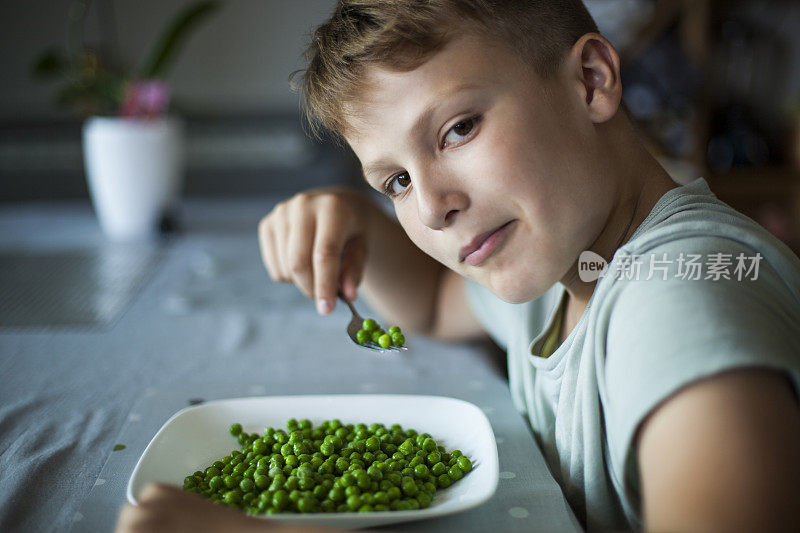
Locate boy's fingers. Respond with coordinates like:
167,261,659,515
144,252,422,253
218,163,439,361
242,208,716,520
271,206,292,282
340,235,367,302
312,212,351,315
286,202,316,298
257,216,280,281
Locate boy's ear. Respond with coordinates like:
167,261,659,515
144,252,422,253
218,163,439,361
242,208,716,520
567,33,622,124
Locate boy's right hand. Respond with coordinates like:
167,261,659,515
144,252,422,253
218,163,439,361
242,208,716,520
258,187,371,315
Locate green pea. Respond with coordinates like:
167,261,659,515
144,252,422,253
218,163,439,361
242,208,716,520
391,332,405,346
356,472,371,490
229,423,243,436
320,442,335,456
347,494,361,511
272,489,289,510
457,456,473,473
388,326,401,335
321,500,336,513
240,478,254,492
209,476,223,491
284,476,299,491
448,464,464,481
329,486,345,503
398,439,415,456
223,491,241,506
367,465,383,480
377,334,392,348
371,329,385,343
401,477,418,496
252,439,267,454
414,464,429,479
362,318,378,332
387,486,401,501
356,329,370,344
293,442,309,456
437,473,452,488
427,451,441,466
394,500,411,511
386,472,402,485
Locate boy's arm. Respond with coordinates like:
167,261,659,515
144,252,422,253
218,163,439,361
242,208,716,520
636,368,800,532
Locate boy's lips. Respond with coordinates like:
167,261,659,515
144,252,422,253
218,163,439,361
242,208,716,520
459,220,516,265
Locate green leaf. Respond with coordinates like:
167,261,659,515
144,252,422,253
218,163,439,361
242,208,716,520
138,0,220,79
32,47,68,78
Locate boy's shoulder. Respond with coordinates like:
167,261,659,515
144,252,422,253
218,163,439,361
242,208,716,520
609,177,800,295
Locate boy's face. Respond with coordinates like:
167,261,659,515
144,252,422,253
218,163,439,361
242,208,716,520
345,35,616,303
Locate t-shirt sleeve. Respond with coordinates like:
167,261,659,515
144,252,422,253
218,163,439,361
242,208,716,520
599,237,800,507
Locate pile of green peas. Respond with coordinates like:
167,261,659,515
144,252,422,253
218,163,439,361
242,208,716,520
182,418,472,515
357,318,405,349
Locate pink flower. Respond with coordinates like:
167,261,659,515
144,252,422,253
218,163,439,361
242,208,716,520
120,80,171,118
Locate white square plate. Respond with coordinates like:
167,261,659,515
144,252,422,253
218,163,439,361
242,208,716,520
128,394,499,529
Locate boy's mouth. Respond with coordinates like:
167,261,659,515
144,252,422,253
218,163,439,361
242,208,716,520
459,220,516,266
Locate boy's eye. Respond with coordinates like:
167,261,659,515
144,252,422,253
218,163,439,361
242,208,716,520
386,172,411,197
442,116,479,148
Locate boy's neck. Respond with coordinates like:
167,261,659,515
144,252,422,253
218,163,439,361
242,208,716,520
560,114,679,311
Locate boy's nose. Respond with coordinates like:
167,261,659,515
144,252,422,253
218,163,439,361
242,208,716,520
414,175,468,230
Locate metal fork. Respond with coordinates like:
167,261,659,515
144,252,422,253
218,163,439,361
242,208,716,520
338,293,407,353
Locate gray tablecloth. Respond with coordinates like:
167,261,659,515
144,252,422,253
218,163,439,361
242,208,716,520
0,199,581,533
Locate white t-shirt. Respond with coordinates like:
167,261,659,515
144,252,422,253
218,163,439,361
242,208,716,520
465,178,800,531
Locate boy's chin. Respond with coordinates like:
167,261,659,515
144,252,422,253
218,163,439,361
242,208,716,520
486,276,552,304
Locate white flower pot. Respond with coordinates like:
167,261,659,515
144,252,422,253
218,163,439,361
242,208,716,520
82,116,184,241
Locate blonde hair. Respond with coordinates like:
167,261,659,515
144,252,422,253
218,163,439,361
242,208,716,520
292,0,598,141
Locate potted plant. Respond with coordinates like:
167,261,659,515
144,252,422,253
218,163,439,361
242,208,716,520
33,0,219,241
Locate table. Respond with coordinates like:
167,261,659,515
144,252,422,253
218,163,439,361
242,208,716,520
0,199,581,532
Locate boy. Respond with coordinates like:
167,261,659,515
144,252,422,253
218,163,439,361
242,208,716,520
118,0,800,531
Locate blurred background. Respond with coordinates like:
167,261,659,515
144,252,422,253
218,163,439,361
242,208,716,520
0,0,360,205
1,0,799,251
